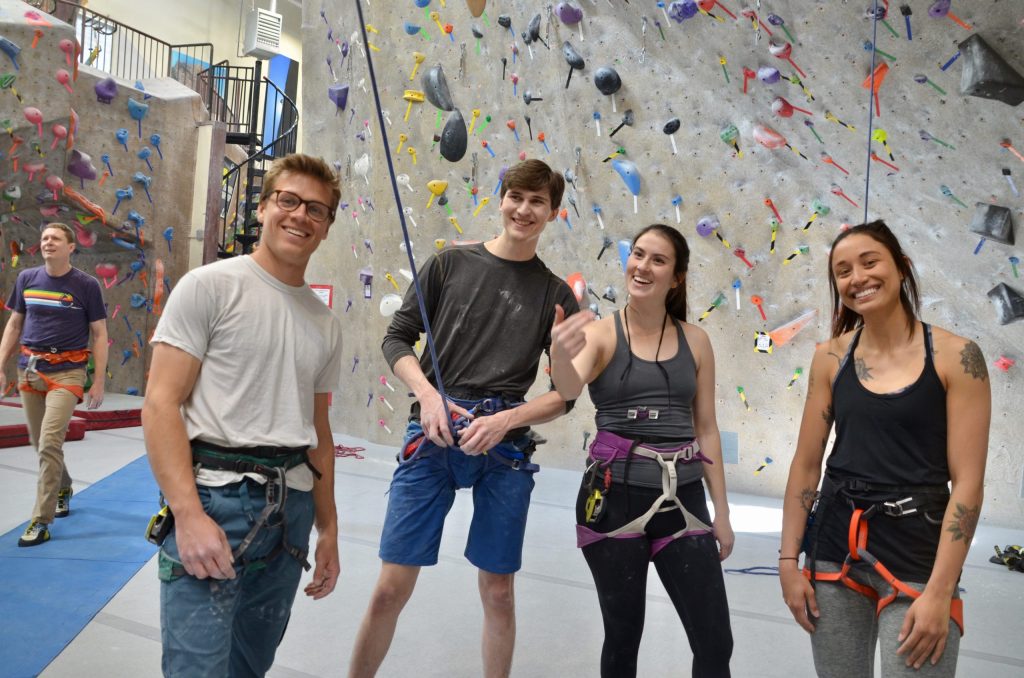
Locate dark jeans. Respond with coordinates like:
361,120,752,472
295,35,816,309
158,481,314,677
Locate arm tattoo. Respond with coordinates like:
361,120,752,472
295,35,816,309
827,351,841,365
959,341,988,382
946,503,980,542
821,403,834,425
799,488,819,513
854,358,873,380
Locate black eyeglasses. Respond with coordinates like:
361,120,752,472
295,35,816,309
269,190,334,223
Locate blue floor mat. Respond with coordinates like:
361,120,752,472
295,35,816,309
0,455,159,678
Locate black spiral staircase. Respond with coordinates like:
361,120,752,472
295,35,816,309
198,60,299,259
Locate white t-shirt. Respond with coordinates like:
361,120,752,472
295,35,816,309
151,256,342,491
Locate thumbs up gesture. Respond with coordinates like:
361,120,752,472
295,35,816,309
551,304,595,361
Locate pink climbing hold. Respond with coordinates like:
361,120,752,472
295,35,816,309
44,173,63,201
24,106,43,136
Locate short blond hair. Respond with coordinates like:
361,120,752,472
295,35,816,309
42,222,76,245
259,153,342,216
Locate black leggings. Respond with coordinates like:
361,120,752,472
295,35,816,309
576,478,733,678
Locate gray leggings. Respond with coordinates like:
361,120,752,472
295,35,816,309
810,561,960,678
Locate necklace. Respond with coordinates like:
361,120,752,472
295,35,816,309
623,305,669,360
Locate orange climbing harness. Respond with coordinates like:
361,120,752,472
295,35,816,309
18,346,89,401
804,502,964,635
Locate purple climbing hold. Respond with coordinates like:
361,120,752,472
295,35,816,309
556,3,584,24
66,149,98,182
328,84,349,112
668,1,699,23
757,66,782,84
95,77,118,104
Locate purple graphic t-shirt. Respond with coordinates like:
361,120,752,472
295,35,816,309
6,266,106,372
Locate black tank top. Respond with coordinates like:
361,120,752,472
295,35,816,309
816,323,950,582
827,322,949,485
588,310,697,439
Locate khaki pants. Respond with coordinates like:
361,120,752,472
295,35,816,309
18,367,86,524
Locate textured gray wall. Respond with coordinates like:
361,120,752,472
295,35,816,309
301,1,1023,525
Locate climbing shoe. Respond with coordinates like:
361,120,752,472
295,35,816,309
55,487,73,518
18,521,50,547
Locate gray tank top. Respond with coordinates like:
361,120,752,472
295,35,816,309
588,310,698,439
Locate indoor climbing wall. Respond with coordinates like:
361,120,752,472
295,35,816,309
301,1,1023,524
0,0,202,396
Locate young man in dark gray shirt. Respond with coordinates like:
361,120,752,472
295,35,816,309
349,160,579,678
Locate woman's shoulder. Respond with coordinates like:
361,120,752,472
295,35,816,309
927,325,987,382
816,330,856,363
679,320,710,346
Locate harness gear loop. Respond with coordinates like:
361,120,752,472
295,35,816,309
18,346,89,400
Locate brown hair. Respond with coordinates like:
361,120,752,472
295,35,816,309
828,220,921,338
42,222,76,246
259,153,342,216
632,224,690,322
499,158,565,209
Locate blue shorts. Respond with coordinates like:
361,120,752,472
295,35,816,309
379,419,537,574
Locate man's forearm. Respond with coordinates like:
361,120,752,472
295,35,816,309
142,400,204,519
392,354,436,401
0,314,24,367
91,336,108,384
504,390,567,429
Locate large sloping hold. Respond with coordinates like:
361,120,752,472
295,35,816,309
987,283,1024,325
968,203,1015,245
959,34,1024,107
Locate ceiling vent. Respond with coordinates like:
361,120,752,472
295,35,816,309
243,8,282,60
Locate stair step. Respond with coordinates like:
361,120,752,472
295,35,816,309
225,131,259,146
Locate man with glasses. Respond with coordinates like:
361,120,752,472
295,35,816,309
143,153,343,676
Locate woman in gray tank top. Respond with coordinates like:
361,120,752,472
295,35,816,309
551,224,734,677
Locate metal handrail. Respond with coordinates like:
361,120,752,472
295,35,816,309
30,0,213,92
215,74,299,257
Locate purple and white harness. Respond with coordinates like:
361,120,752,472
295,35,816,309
576,430,715,558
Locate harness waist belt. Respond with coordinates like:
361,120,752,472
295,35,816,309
588,429,710,465
21,345,91,363
190,440,319,479
602,457,704,488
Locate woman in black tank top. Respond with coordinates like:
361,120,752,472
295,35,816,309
779,221,991,676
551,225,734,677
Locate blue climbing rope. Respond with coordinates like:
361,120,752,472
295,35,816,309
354,0,455,434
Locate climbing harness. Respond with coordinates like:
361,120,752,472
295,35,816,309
18,345,90,400
151,441,321,577
803,475,964,635
576,430,713,557
400,396,540,472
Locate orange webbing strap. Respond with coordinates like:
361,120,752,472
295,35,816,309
860,551,965,636
19,347,88,402
20,346,91,364
19,373,85,401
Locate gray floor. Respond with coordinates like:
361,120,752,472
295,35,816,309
1,427,1022,677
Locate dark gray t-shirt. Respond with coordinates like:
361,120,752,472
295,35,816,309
382,243,579,415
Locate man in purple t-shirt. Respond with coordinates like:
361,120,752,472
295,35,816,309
0,223,108,546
